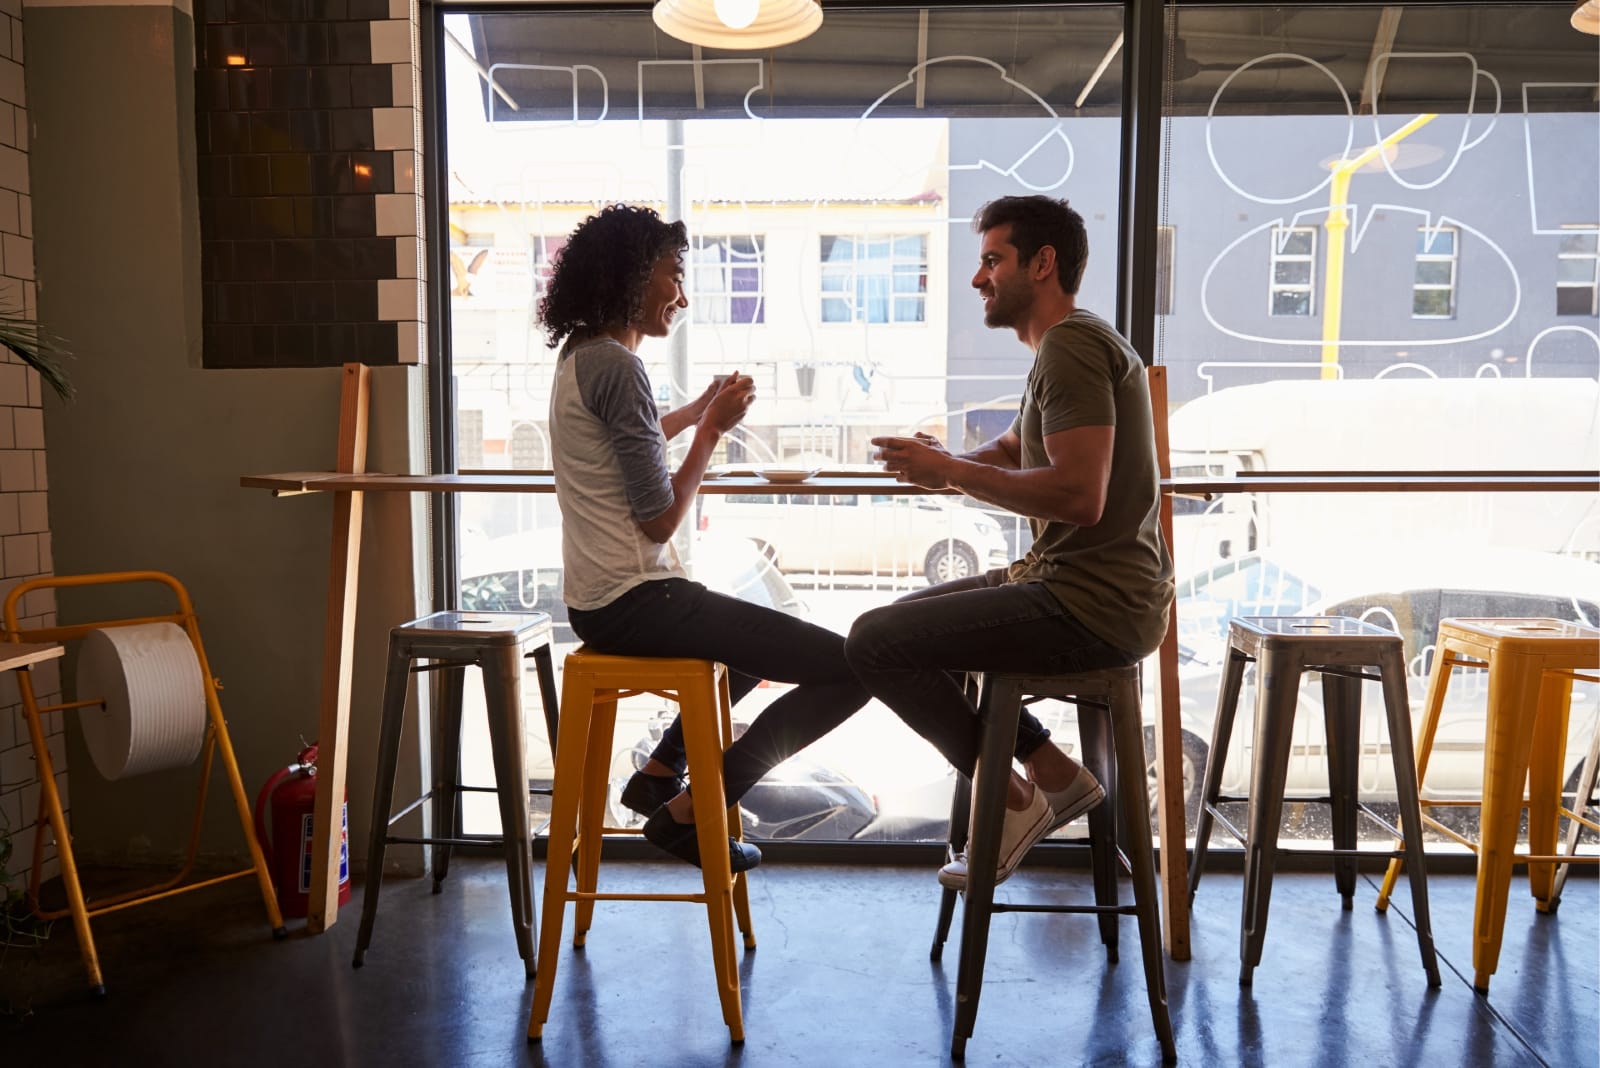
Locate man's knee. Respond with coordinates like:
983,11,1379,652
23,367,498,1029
844,605,901,673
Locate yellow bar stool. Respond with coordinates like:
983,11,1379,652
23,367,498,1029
1375,617,1600,994
527,648,755,1044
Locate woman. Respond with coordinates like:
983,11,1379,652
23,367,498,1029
541,204,869,871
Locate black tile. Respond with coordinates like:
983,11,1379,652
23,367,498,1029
357,321,398,362
215,282,255,323
276,323,315,362
202,240,235,282
349,151,392,195
310,66,351,109
349,64,392,108
346,0,389,20
236,239,276,281
200,155,233,199
251,196,298,236
294,196,334,238
232,155,272,197
269,156,313,196
209,110,249,153
315,236,356,278
307,0,348,21
203,25,247,69
351,236,394,279
228,67,272,110
248,111,293,152
197,68,230,112
269,68,311,109
330,108,373,151
217,197,255,240
335,279,377,321
317,323,357,363
255,282,297,322
267,0,306,19
330,194,375,237
229,0,269,21
311,153,353,195
250,324,278,361
201,282,216,323
288,110,331,152
329,22,371,64
274,239,317,281
202,324,253,368
247,23,289,66
284,23,314,65
297,280,339,321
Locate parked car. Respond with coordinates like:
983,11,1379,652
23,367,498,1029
1125,544,1600,831
697,490,1010,583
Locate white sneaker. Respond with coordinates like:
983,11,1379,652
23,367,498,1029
937,783,1053,891
1036,765,1105,832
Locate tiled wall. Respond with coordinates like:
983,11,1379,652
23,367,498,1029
0,0,62,894
194,0,425,368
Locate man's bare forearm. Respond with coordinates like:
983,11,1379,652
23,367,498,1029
939,456,1100,526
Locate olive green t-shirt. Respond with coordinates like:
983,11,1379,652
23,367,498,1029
1004,309,1174,657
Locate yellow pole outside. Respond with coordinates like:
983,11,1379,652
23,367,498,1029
1320,112,1437,379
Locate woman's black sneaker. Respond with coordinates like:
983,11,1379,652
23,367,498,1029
620,770,684,816
642,806,761,873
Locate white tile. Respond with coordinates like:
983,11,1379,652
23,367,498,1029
11,403,38,448
393,150,415,195
0,104,13,150
16,191,25,239
0,56,22,109
1,231,32,279
0,491,17,534
394,235,420,279
16,489,42,532
370,20,412,66
0,739,31,786
0,144,26,196
375,193,418,237
0,448,31,491
371,107,412,151
29,657,55,698
13,105,23,153
391,63,414,109
0,669,15,705
35,528,47,571
377,277,418,321
3,532,38,577
0,189,17,233
388,0,410,18
10,18,21,65
24,365,37,407
0,782,18,825
0,411,13,450
397,318,424,365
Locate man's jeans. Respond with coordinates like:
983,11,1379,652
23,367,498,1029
844,569,1138,777
568,577,869,803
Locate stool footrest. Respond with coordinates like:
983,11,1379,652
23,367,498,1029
384,834,520,848
565,891,711,904
992,902,1139,917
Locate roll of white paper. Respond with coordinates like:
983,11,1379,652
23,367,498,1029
75,622,208,781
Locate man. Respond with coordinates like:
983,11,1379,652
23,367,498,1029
844,195,1173,889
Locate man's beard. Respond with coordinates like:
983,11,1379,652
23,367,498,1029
983,280,1031,329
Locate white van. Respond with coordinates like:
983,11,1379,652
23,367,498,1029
1165,377,1600,572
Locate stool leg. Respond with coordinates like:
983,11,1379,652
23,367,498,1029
1472,652,1543,994
529,673,595,1041
353,639,413,967
1239,650,1301,986
680,669,746,1044
483,646,535,978
530,642,561,758
1111,677,1176,1061
573,691,619,943
432,664,467,892
931,769,971,961
951,677,1024,1059
1378,649,1440,987
1552,709,1600,909
1320,670,1362,910
1078,700,1121,962
1378,639,1455,911
719,670,756,950
1190,647,1248,902
1527,668,1574,911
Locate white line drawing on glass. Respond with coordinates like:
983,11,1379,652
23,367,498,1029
637,57,768,121
1195,361,1344,394
1374,362,1441,379
859,56,1075,192
1522,82,1600,236
1523,324,1600,379
485,63,609,124
1367,52,1499,191
1205,54,1354,206
1199,207,1522,348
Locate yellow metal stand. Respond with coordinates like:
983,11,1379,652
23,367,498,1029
3,571,286,995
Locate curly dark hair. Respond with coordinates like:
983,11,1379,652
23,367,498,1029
537,204,688,347
973,195,1089,295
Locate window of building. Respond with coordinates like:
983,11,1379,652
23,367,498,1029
1412,226,1458,319
1268,226,1315,316
691,235,765,324
1557,227,1599,316
820,234,927,324
530,235,566,302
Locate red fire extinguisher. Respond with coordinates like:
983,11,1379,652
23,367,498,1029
254,743,351,920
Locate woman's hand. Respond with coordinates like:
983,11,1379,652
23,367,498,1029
701,372,756,435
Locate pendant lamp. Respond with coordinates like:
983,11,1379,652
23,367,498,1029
652,0,823,50
1574,1,1600,34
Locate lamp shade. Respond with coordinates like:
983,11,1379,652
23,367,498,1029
653,0,823,50
1575,1,1600,34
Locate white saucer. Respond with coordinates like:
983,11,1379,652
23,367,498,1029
757,467,820,484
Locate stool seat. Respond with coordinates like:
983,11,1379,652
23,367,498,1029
528,648,754,1044
1190,616,1440,988
353,610,559,978
1375,616,1600,994
933,664,1175,1062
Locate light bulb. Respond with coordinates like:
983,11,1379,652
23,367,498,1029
713,0,760,31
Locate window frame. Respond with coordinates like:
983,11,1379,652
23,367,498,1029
1412,225,1459,320
819,232,930,326
1557,225,1600,317
690,233,767,326
1267,225,1317,317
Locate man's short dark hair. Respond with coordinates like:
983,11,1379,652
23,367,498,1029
538,203,688,347
972,196,1088,295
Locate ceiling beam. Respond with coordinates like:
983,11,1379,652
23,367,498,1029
1358,6,1406,114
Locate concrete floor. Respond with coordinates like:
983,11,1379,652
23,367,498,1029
1,856,1594,1067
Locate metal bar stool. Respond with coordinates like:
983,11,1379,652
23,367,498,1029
352,610,559,977
527,648,755,1044
1552,705,1600,907
1189,616,1440,988
931,665,1174,1062
1374,617,1600,993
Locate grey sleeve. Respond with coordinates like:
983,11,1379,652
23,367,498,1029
574,343,675,522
